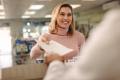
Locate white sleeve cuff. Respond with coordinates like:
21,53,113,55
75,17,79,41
44,60,65,80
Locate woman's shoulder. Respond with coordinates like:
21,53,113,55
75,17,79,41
74,30,85,41
74,30,84,36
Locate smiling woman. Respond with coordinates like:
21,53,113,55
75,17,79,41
30,3,85,65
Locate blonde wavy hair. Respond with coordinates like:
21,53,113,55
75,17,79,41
48,3,75,36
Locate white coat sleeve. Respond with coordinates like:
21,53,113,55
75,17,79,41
44,60,65,80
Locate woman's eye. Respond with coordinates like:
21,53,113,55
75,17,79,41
60,13,64,16
59,13,72,17
68,13,72,16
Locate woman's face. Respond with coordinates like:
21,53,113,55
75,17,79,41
56,7,72,29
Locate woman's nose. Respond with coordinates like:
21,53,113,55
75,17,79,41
64,15,68,19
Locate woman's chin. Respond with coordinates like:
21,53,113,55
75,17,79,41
58,26,66,29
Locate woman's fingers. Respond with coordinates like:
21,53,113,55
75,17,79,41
41,36,49,44
37,36,49,45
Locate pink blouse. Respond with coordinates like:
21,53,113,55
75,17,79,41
30,27,85,60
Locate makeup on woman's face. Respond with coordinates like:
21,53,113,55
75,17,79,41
56,7,72,29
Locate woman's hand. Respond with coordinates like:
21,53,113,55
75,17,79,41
38,34,50,44
37,34,50,52
44,53,64,65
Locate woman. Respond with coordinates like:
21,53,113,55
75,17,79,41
30,3,85,64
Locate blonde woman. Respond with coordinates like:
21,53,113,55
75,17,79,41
30,3,85,64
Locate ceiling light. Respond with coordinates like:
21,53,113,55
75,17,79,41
25,11,36,15
21,16,30,18
45,14,51,18
71,4,81,9
0,12,5,15
27,22,31,26
0,16,5,19
29,5,44,10
0,5,4,10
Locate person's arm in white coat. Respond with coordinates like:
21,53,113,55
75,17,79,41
44,60,65,80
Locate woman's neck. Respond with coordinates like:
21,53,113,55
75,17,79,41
54,26,68,36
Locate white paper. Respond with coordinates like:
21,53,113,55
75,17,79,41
39,40,73,55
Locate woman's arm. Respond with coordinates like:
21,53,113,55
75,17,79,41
30,33,50,59
30,43,44,59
